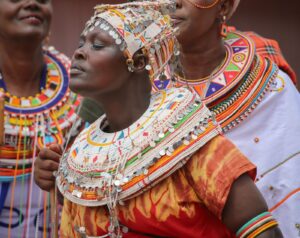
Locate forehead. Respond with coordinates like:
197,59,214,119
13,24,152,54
81,27,115,44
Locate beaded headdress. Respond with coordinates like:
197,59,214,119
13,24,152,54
83,0,179,80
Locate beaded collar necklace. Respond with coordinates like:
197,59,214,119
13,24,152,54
57,87,220,237
0,47,80,181
173,31,256,104
0,49,70,115
57,87,220,205
153,31,279,132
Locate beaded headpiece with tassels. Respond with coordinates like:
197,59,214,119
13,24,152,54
83,0,179,81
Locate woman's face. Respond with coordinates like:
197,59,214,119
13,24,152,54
0,0,52,41
70,28,131,99
170,0,220,46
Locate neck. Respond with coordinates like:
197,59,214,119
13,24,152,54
96,73,151,133
0,40,44,97
179,26,226,80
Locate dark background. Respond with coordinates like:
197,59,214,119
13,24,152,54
50,0,300,87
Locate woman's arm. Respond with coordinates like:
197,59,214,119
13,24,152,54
222,174,283,238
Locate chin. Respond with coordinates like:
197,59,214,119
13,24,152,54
69,82,83,95
14,29,47,42
69,80,92,98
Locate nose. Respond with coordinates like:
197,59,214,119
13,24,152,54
23,0,40,10
175,0,182,9
72,47,87,61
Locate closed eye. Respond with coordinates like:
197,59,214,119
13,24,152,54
36,0,50,4
92,43,105,50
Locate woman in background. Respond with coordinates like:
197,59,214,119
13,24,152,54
0,0,81,237
159,0,300,236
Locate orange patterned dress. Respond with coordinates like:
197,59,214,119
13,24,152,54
60,136,256,238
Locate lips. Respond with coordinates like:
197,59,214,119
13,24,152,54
70,63,86,75
19,14,43,24
170,16,184,26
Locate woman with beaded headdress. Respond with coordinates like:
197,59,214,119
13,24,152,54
70,4,300,236
0,0,81,237
34,1,283,237
153,0,300,236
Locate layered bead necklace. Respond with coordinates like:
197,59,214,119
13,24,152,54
154,31,279,132
0,47,81,238
57,87,221,237
0,47,81,181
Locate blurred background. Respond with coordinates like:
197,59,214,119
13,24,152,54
50,0,300,87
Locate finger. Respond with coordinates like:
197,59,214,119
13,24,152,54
34,172,55,191
49,143,63,155
38,181,55,192
38,159,59,171
38,170,56,181
38,148,61,163
35,144,42,154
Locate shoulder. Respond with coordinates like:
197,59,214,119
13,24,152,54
191,135,248,162
186,135,256,183
183,135,256,218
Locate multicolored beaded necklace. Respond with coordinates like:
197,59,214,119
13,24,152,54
0,47,81,238
57,87,221,236
0,47,80,180
153,31,279,132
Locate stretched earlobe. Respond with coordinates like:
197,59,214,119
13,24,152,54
135,54,148,72
127,53,149,73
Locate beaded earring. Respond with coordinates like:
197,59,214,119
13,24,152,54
220,15,228,38
126,59,135,72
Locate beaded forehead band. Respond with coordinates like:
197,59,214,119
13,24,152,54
83,0,179,80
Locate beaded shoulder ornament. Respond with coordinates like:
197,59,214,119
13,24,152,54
57,87,221,206
155,31,279,132
0,47,81,181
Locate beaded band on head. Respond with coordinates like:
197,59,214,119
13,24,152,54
83,0,179,81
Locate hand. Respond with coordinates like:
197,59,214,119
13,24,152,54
34,144,63,192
